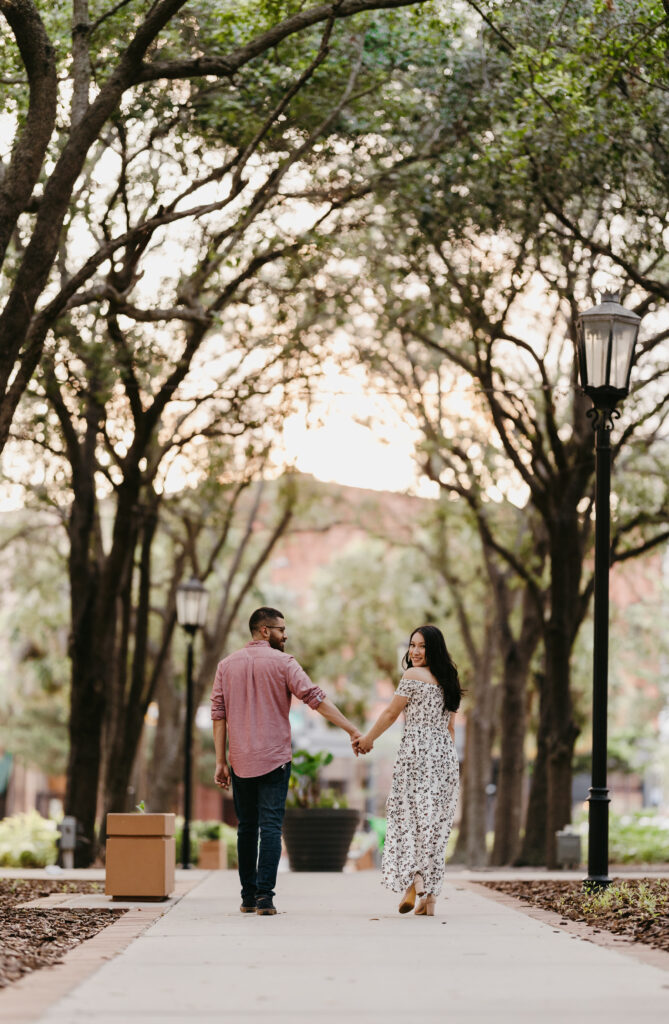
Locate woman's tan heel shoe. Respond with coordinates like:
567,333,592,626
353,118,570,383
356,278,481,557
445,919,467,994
399,882,416,913
399,872,425,914
415,895,436,916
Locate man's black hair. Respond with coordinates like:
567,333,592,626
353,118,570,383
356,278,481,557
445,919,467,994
249,607,285,635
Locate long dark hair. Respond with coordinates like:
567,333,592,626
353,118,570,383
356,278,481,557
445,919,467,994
402,624,463,713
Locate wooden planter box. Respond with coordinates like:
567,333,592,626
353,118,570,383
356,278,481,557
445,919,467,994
283,808,359,872
105,813,175,900
198,838,227,870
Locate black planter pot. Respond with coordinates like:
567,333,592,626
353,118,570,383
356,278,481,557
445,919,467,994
282,807,360,872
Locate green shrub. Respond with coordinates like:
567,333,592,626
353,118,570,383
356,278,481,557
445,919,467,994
218,823,238,869
608,811,669,864
193,820,222,841
175,818,238,868
571,808,669,864
287,750,345,808
191,819,238,868
174,818,199,866
0,811,58,867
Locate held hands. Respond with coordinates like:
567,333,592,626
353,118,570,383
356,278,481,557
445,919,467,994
214,761,231,789
352,733,374,755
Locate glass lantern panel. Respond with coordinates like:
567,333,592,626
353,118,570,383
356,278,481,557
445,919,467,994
176,582,209,628
582,320,611,389
194,589,209,627
175,587,193,627
609,321,637,391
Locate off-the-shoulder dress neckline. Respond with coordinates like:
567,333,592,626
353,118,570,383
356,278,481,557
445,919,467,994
400,674,439,687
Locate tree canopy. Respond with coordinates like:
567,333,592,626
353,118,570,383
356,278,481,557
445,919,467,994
1,0,667,867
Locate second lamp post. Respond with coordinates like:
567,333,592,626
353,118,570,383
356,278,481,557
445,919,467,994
176,577,209,870
576,290,641,888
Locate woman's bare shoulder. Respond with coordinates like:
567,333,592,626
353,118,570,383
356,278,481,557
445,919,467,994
401,667,437,684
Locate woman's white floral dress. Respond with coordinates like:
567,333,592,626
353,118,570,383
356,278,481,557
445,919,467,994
382,676,460,896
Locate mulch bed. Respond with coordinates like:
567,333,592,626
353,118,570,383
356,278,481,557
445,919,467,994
480,879,669,954
0,879,126,989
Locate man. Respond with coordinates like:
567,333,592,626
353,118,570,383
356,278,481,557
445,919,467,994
211,606,362,915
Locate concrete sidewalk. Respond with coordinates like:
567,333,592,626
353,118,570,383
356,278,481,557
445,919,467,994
12,869,669,1024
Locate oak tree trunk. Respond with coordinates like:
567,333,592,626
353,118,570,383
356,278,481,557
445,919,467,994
451,626,497,867
147,663,185,813
490,590,542,865
543,522,581,867
516,671,549,865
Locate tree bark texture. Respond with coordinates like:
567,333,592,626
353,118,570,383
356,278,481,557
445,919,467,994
516,671,549,865
464,690,496,867
490,587,542,865
543,518,582,868
451,621,497,867
449,725,470,865
146,663,185,813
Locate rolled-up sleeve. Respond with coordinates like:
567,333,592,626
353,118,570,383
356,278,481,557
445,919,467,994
285,657,326,709
210,663,227,721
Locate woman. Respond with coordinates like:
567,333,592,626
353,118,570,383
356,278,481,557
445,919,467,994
355,625,462,916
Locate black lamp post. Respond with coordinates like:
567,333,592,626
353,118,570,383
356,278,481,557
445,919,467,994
576,290,641,889
175,576,209,869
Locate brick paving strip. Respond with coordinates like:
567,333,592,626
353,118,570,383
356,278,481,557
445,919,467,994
467,880,669,974
0,875,205,1024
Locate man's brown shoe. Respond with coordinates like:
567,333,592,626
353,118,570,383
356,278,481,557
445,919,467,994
256,897,277,915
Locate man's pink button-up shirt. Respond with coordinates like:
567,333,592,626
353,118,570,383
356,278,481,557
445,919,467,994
210,640,326,778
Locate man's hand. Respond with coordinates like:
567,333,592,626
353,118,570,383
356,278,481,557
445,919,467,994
214,761,231,789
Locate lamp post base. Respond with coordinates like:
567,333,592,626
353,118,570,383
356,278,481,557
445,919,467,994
585,784,611,891
583,874,612,892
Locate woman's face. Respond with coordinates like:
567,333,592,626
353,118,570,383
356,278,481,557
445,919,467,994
408,631,426,667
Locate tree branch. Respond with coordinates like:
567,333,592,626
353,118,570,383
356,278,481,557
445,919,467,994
0,0,57,263
136,0,432,83
71,1,92,128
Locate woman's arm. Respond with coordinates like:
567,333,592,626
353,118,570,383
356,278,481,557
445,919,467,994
356,694,408,753
448,712,456,744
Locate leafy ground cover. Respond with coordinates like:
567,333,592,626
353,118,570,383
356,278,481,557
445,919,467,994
0,879,125,989
481,879,669,954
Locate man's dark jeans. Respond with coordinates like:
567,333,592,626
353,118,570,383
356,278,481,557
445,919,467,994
231,762,291,903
